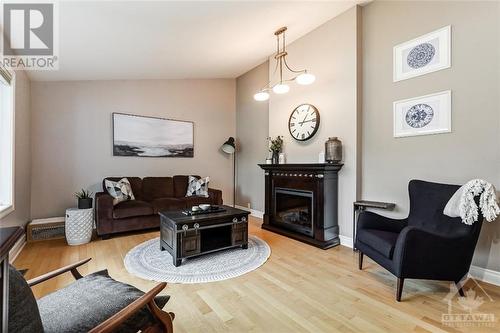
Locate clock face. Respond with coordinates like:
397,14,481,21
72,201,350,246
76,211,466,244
288,104,320,141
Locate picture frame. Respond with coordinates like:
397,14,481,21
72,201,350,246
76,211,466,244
393,26,451,82
112,112,194,157
393,90,451,138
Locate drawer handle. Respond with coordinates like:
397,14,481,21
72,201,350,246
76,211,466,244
232,218,238,223
194,223,200,234
241,217,247,222
182,224,188,236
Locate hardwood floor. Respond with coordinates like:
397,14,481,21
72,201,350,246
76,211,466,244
14,217,500,332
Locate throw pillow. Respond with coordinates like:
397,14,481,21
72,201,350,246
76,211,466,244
105,178,135,205
186,176,210,197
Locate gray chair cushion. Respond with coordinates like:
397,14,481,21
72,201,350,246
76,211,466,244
8,265,44,333
37,270,170,333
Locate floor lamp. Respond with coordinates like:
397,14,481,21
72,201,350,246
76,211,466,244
221,137,236,207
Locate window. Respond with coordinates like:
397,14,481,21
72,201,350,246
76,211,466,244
0,66,14,218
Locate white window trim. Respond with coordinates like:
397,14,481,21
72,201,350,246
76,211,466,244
0,72,15,220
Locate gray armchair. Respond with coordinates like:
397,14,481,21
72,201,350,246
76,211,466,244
9,258,175,333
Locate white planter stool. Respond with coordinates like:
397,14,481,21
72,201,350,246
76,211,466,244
65,208,93,245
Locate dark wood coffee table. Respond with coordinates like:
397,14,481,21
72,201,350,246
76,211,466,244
159,205,249,267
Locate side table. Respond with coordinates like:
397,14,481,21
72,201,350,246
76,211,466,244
353,200,395,251
65,208,93,245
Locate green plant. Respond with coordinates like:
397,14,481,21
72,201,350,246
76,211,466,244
75,189,92,199
269,136,283,153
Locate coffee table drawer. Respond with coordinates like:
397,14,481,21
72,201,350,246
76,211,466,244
180,231,201,257
232,223,247,246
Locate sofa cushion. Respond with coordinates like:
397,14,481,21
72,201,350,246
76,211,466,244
357,229,399,259
151,198,186,213
113,200,154,219
103,177,143,201
173,175,200,198
142,177,174,202
9,265,44,333
37,270,170,333
173,175,188,198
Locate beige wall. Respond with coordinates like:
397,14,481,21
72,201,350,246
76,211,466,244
1,70,32,228
268,6,361,238
362,1,500,271
235,62,269,211
30,79,236,219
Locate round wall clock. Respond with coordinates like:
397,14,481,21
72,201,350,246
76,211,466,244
288,104,320,141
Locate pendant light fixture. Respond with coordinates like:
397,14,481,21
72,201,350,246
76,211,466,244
254,27,315,101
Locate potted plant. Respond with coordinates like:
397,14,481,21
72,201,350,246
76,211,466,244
269,136,283,164
75,189,93,209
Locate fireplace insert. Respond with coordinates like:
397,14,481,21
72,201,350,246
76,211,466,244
274,188,313,237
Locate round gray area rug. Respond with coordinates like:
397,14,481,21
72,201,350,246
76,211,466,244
124,235,271,284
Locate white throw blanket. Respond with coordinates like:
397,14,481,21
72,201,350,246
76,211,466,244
443,179,500,225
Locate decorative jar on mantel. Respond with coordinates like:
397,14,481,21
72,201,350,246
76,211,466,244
325,137,342,163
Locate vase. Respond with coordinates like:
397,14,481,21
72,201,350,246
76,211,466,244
271,151,279,164
325,137,342,163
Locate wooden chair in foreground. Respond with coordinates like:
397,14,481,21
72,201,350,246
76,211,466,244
9,258,174,333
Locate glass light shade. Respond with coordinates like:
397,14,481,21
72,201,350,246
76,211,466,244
272,83,290,94
253,91,270,101
296,73,316,85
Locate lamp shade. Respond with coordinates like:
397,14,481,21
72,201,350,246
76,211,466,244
221,137,236,154
272,83,290,94
254,91,270,101
296,72,316,85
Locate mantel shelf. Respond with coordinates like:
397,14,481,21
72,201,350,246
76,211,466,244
258,163,343,172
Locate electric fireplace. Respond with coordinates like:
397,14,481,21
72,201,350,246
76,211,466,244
259,163,343,249
274,188,313,237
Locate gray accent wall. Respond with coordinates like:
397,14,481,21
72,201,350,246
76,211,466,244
0,70,32,228
235,62,269,211
361,1,500,271
30,79,236,219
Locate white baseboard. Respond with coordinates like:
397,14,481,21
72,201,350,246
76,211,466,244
469,265,500,287
9,232,26,263
339,235,353,248
235,205,264,219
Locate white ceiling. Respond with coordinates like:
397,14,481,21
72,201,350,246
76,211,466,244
28,1,364,81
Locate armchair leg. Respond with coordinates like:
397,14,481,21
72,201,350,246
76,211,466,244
396,278,404,302
358,252,364,270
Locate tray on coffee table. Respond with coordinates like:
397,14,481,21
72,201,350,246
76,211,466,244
181,205,226,216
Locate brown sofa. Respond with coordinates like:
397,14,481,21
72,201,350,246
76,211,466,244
95,175,223,238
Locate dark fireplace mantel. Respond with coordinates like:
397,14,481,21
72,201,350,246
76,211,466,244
258,163,343,249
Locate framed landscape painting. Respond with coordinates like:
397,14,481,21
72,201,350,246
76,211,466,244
393,26,451,82
393,90,451,138
113,113,194,157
